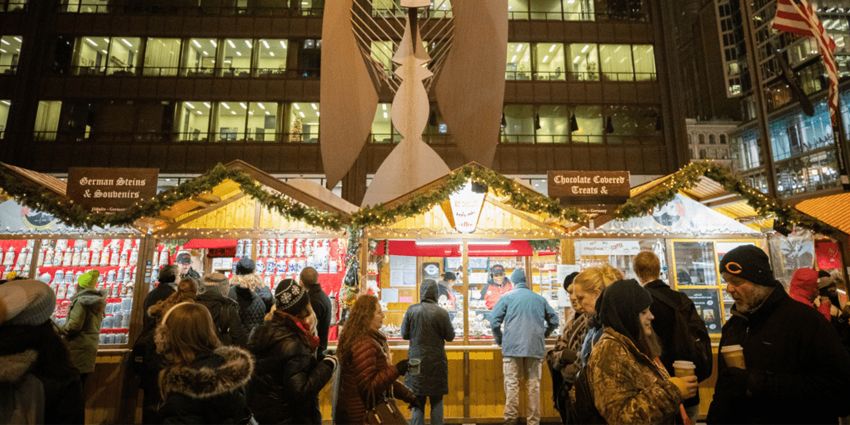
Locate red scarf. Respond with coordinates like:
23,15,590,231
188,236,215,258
276,310,320,350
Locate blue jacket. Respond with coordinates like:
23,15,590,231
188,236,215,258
490,270,559,359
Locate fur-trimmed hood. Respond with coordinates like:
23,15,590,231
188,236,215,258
0,349,37,383
160,346,254,399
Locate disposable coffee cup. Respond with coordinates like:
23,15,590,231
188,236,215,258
409,358,421,376
673,360,696,377
721,344,746,369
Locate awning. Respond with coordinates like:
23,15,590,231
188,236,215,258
378,240,534,257
795,192,850,235
183,239,238,249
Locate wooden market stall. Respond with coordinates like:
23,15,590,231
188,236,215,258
795,192,850,302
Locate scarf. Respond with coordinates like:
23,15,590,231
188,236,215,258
275,310,320,350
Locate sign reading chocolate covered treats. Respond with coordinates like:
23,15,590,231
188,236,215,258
67,167,159,213
547,170,630,204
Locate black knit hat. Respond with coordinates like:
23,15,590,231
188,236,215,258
158,265,178,284
598,279,653,345
719,245,779,287
175,252,192,265
235,257,255,275
563,271,579,291
274,278,309,314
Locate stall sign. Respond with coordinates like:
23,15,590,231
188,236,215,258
67,167,159,213
547,171,630,204
447,182,487,233
576,240,641,257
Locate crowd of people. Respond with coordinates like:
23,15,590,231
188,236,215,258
2,245,850,425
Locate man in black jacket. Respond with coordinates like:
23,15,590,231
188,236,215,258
300,266,331,356
634,251,710,421
707,245,850,424
197,273,247,346
142,265,178,329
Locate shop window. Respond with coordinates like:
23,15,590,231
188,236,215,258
600,44,634,82
73,37,108,75
247,102,278,142
371,41,394,77
535,105,568,143
534,43,565,81
567,43,599,81
34,101,62,141
371,103,395,143
502,105,534,143
216,102,247,141
571,105,603,143
183,38,217,76
506,43,531,80
631,44,655,81
221,39,252,77
529,0,561,20
564,0,594,21
144,38,181,77
257,39,287,76
288,102,319,143
0,36,21,74
63,0,109,13
176,101,211,142
508,0,529,19
106,37,140,75
0,100,9,139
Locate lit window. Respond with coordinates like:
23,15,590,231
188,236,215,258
600,44,634,82
529,0,562,20
5,0,27,12
567,43,598,81
144,38,181,77
564,0,594,21
247,102,278,142
0,99,9,139
0,35,21,74
534,43,565,80
508,0,529,19
257,39,287,76
536,105,568,143
106,37,141,75
73,37,108,75
34,101,62,141
571,105,603,144
632,44,655,81
64,0,108,13
288,103,319,143
222,39,253,77
371,41,394,78
371,103,394,143
183,38,217,76
502,105,534,143
216,102,247,141
176,101,211,142
506,43,531,80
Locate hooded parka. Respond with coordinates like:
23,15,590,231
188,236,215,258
401,280,456,397
62,288,106,374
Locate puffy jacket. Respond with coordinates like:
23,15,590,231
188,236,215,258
143,282,175,330
248,317,335,424
707,288,850,424
158,346,254,424
588,328,681,425
401,281,456,396
62,288,106,374
0,322,84,424
229,286,267,337
196,289,247,347
335,331,416,425
490,270,559,358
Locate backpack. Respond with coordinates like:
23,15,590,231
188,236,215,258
650,289,713,381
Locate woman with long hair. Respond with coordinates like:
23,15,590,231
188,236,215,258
156,302,254,424
586,279,697,424
248,279,337,424
148,278,199,323
571,264,623,365
334,295,417,424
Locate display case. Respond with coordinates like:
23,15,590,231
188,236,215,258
574,238,669,281
0,239,35,278
37,237,140,345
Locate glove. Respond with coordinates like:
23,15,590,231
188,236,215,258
395,359,409,376
322,354,338,370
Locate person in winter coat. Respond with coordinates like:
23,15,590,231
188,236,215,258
707,245,850,424
546,271,587,424
335,294,418,425
401,279,456,425
817,271,850,358
480,264,513,310
140,276,198,425
229,258,273,337
248,279,338,424
143,265,179,330
490,269,559,425
634,251,711,422
175,252,201,281
156,302,254,424
300,267,332,356
0,280,84,425
788,268,821,309
197,273,247,347
571,264,623,365
588,279,697,425
61,270,106,386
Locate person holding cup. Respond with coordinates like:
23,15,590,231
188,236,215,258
587,279,696,424
707,245,850,424
401,279,456,425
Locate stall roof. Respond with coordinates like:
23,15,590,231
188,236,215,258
0,162,66,198
795,192,850,235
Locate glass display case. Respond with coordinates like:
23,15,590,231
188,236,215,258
575,238,669,282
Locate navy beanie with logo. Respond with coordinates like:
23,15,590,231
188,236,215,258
719,245,779,287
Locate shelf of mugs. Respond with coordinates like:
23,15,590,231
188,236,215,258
0,239,36,277
234,238,341,276
36,238,140,269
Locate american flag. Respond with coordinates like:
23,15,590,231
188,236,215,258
772,0,839,127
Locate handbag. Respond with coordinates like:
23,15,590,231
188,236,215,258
365,386,407,425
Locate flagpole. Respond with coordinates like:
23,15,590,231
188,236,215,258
833,93,850,191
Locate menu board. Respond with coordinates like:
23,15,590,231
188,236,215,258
680,288,723,333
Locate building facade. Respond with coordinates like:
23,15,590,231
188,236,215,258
0,0,690,203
